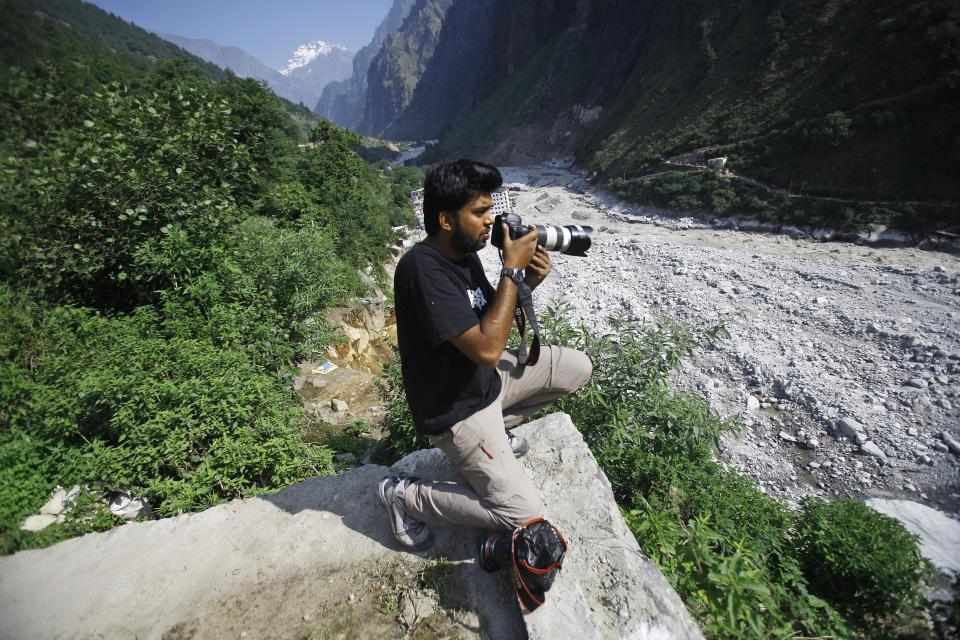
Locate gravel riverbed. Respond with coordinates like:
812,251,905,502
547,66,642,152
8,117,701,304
476,163,960,515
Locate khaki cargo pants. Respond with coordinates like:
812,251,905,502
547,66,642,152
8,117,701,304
404,346,592,532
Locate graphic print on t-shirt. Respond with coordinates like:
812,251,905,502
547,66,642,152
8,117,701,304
466,286,487,311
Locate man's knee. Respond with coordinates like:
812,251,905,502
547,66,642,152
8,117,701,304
483,493,544,531
490,504,544,531
558,347,592,393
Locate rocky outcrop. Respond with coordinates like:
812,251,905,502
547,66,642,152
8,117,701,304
323,293,390,372
866,499,960,577
0,413,702,639
393,412,705,639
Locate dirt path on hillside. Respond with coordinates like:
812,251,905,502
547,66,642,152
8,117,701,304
478,162,960,514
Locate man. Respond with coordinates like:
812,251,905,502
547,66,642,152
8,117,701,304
379,159,592,550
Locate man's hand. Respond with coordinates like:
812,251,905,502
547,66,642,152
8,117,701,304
448,224,538,367
501,223,537,270
524,246,551,290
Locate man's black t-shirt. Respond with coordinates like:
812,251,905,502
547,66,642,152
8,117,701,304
394,242,501,435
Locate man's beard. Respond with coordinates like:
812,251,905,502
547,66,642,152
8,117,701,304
452,216,486,254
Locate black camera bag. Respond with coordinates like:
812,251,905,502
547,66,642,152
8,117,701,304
510,518,568,612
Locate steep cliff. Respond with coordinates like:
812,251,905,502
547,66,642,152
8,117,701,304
422,0,657,164
578,0,960,203
358,0,455,137
313,0,417,128
379,0,499,141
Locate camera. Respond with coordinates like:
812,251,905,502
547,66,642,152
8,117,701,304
491,212,592,257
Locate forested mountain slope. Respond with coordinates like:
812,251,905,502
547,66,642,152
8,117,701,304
0,0,421,555
0,0,227,82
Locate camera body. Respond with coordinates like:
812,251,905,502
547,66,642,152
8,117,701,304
491,212,592,257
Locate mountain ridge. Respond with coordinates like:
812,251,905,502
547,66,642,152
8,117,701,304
280,40,350,76
314,0,418,129
161,32,352,108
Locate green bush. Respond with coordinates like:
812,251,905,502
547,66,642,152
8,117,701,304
222,217,366,359
794,498,932,624
0,286,334,552
258,182,328,226
0,64,258,307
385,165,424,228
0,41,415,555
296,120,397,270
374,345,431,464
626,509,849,639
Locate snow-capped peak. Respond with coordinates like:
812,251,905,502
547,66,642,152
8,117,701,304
279,40,349,75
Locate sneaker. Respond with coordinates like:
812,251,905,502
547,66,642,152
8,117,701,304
506,430,529,458
377,473,435,551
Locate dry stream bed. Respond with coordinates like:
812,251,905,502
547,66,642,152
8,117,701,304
473,163,960,517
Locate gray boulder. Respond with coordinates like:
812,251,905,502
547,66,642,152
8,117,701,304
19,514,57,533
859,441,887,459
836,417,865,441
942,431,960,456
0,413,702,640
391,412,703,639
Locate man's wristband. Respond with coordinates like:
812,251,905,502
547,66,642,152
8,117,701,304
500,267,524,286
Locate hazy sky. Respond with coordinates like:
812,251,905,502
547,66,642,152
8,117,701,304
88,0,394,69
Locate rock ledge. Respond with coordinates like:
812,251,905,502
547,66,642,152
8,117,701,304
0,412,701,640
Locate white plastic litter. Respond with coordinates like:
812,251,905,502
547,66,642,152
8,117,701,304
107,491,153,519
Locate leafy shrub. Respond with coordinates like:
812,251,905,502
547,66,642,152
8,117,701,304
297,120,396,269
374,345,431,464
0,286,333,552
385,165,424,227
794,498,932,623
0,64,258,307
816,110,853,147
222,217,366,358
0,47,413,556
258,182,328,226
627,509,849,639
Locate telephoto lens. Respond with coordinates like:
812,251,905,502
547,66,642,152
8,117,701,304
491,212,592,256
534,222,592,256
478,532,513,572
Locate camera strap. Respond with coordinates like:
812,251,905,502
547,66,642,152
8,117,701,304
498,247,541,366
514,281,541,366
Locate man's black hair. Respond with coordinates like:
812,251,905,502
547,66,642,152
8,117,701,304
422,159,502,235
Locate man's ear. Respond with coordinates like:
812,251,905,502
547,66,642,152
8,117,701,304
437,210,456,232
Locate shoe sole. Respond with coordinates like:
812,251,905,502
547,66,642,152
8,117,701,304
511,440,530,458
378,478,435,551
